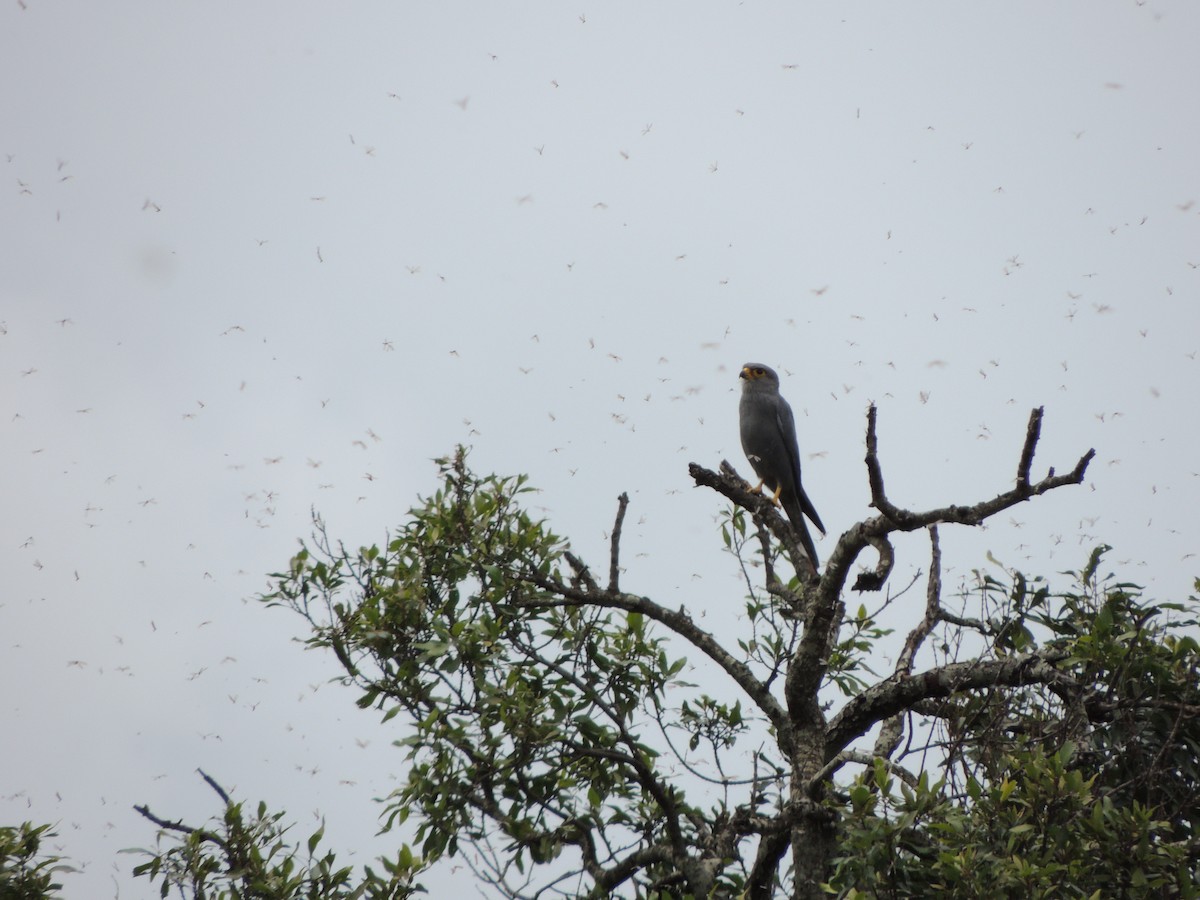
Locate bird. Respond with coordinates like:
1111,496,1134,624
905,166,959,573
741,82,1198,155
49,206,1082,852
738,362,825,571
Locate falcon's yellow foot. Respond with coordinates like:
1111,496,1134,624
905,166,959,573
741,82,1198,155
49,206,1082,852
770,485,784,508
745,478,765,495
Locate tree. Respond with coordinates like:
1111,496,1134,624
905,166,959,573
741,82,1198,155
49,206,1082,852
130,404,1200,898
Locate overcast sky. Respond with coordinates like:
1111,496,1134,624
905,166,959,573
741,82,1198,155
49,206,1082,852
3,2,1199,897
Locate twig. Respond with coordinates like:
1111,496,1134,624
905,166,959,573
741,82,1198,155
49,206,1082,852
754,517,779,593
198,768,231,806
565,551,600,592
896,526,942,677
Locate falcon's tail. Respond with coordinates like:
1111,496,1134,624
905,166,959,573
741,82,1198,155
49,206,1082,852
783,494,820,575
795,485,825,536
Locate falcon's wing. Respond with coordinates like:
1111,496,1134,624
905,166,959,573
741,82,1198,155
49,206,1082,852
775,398,826,535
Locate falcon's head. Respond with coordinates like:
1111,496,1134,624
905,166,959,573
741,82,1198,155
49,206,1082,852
739,363,779,387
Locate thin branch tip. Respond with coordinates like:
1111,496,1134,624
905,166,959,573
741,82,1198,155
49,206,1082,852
198,768,232,806
1016,407,1044,489
608,492,630,593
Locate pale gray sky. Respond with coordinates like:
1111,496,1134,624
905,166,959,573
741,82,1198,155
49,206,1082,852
3,2,1199,897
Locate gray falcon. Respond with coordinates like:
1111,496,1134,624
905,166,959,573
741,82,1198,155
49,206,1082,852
738,362,826,569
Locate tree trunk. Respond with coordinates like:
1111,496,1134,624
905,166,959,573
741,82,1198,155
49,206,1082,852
791,702,833,898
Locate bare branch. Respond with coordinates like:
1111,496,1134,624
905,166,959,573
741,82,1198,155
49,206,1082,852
750,516,806,617
132,770,237,852
608,492,629,593
939,609,988,632
752,517,782,594
746,830,790,900
815,750,920,789
689,461,817,581
897,526,942,677
871,528,944,761
564,550,600,592
866,404,1093,534
864,403,905,523
872,709,906,766
197,769,232,806
1015,406,1043,491
132,805,228,851
581,841,673,898
851,535,894,592
818,405,1092,603
824,650,1075,761
698,406,1091,613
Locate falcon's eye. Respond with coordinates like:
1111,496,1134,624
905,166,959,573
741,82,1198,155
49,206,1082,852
753,368,765,376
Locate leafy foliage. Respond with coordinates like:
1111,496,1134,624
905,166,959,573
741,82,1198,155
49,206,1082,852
262,449,706,896
132,774,421,899
833,744,1196,899
828,553,1200,898
0,823,69,900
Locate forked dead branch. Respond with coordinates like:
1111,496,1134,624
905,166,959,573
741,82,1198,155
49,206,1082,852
689,403,1094,596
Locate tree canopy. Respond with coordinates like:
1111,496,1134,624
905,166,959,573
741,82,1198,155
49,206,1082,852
8,405,1199,899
